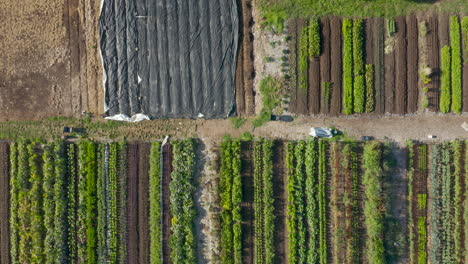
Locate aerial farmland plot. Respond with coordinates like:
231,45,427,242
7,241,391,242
0,0,468,264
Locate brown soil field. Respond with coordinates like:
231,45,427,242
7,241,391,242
127,143,139,264
119,144,129,264
365,19,375,65
240,141,254,264
0,0,103,121
162,143,173,264
427,13,440,111
320,17,332,114
272,141,287,263
138,143,151,264
407,15,419,114
374,18,386,114
329,17,343,115
395,16,408,115
0,143,9,264
309,58,321,115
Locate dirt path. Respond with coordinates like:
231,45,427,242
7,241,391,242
127,143,139,264
407,15,419,114
272,141,287,264
138,143,151,264
0,143,9,264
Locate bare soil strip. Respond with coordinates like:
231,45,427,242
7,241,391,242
365,19,375,65
427,13,440,111
0,143,9,264
406,15,419,113
464,63,468,112
236,44,246,115
374,18,386,114
162,143,173,264
320,17,331,114
296,19,309,115
309,57,321,115
272,141,287,263
329,17,343,115
242,0,255,116
127,143,140,264
395,16,408,115
138,143,151,264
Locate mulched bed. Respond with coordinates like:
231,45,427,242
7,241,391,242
406,14,419,113
329,17,343,115
395,16,408,115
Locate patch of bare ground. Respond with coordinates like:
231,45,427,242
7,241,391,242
251,0,288,116
195,139,221,264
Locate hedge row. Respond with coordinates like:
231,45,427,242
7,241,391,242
450,16,462,113
440,45,452,113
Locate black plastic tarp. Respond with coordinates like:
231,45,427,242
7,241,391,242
100,0,239,119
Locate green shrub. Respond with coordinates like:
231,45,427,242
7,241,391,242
450,16,462,113
387,19,396,36
440,45,452,113
343,19,354,115
353,19,365,113
365,64,375,112
308,19,321,57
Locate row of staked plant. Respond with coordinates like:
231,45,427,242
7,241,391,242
10,140,127,264
427,141,468,264
220,138,243,264
440,16,466,114
343,19,375,115
286,139,327,264
253,139,276,264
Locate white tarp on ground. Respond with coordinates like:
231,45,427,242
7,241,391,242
105,113,150,122
309,127,333,138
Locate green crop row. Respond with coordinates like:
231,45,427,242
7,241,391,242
450,16,462,113
441,144,454,263
318,140,328,264
343,19,354,115
418,217,427,264
150,142,162,264
294,141,306,263
170,139,197,264
365,64,375,113
440,45,452,113
453,140,463,263
220,138,243,264
67,143,77,262
286,142,298,263
362,142,385,264
429,144,442,264
109,143,119,263
464,140,468,264
407,140,415,264
353,19,365,113
253,139,276,264
308,19,321,57
97,144,106,263
305,139,319,264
